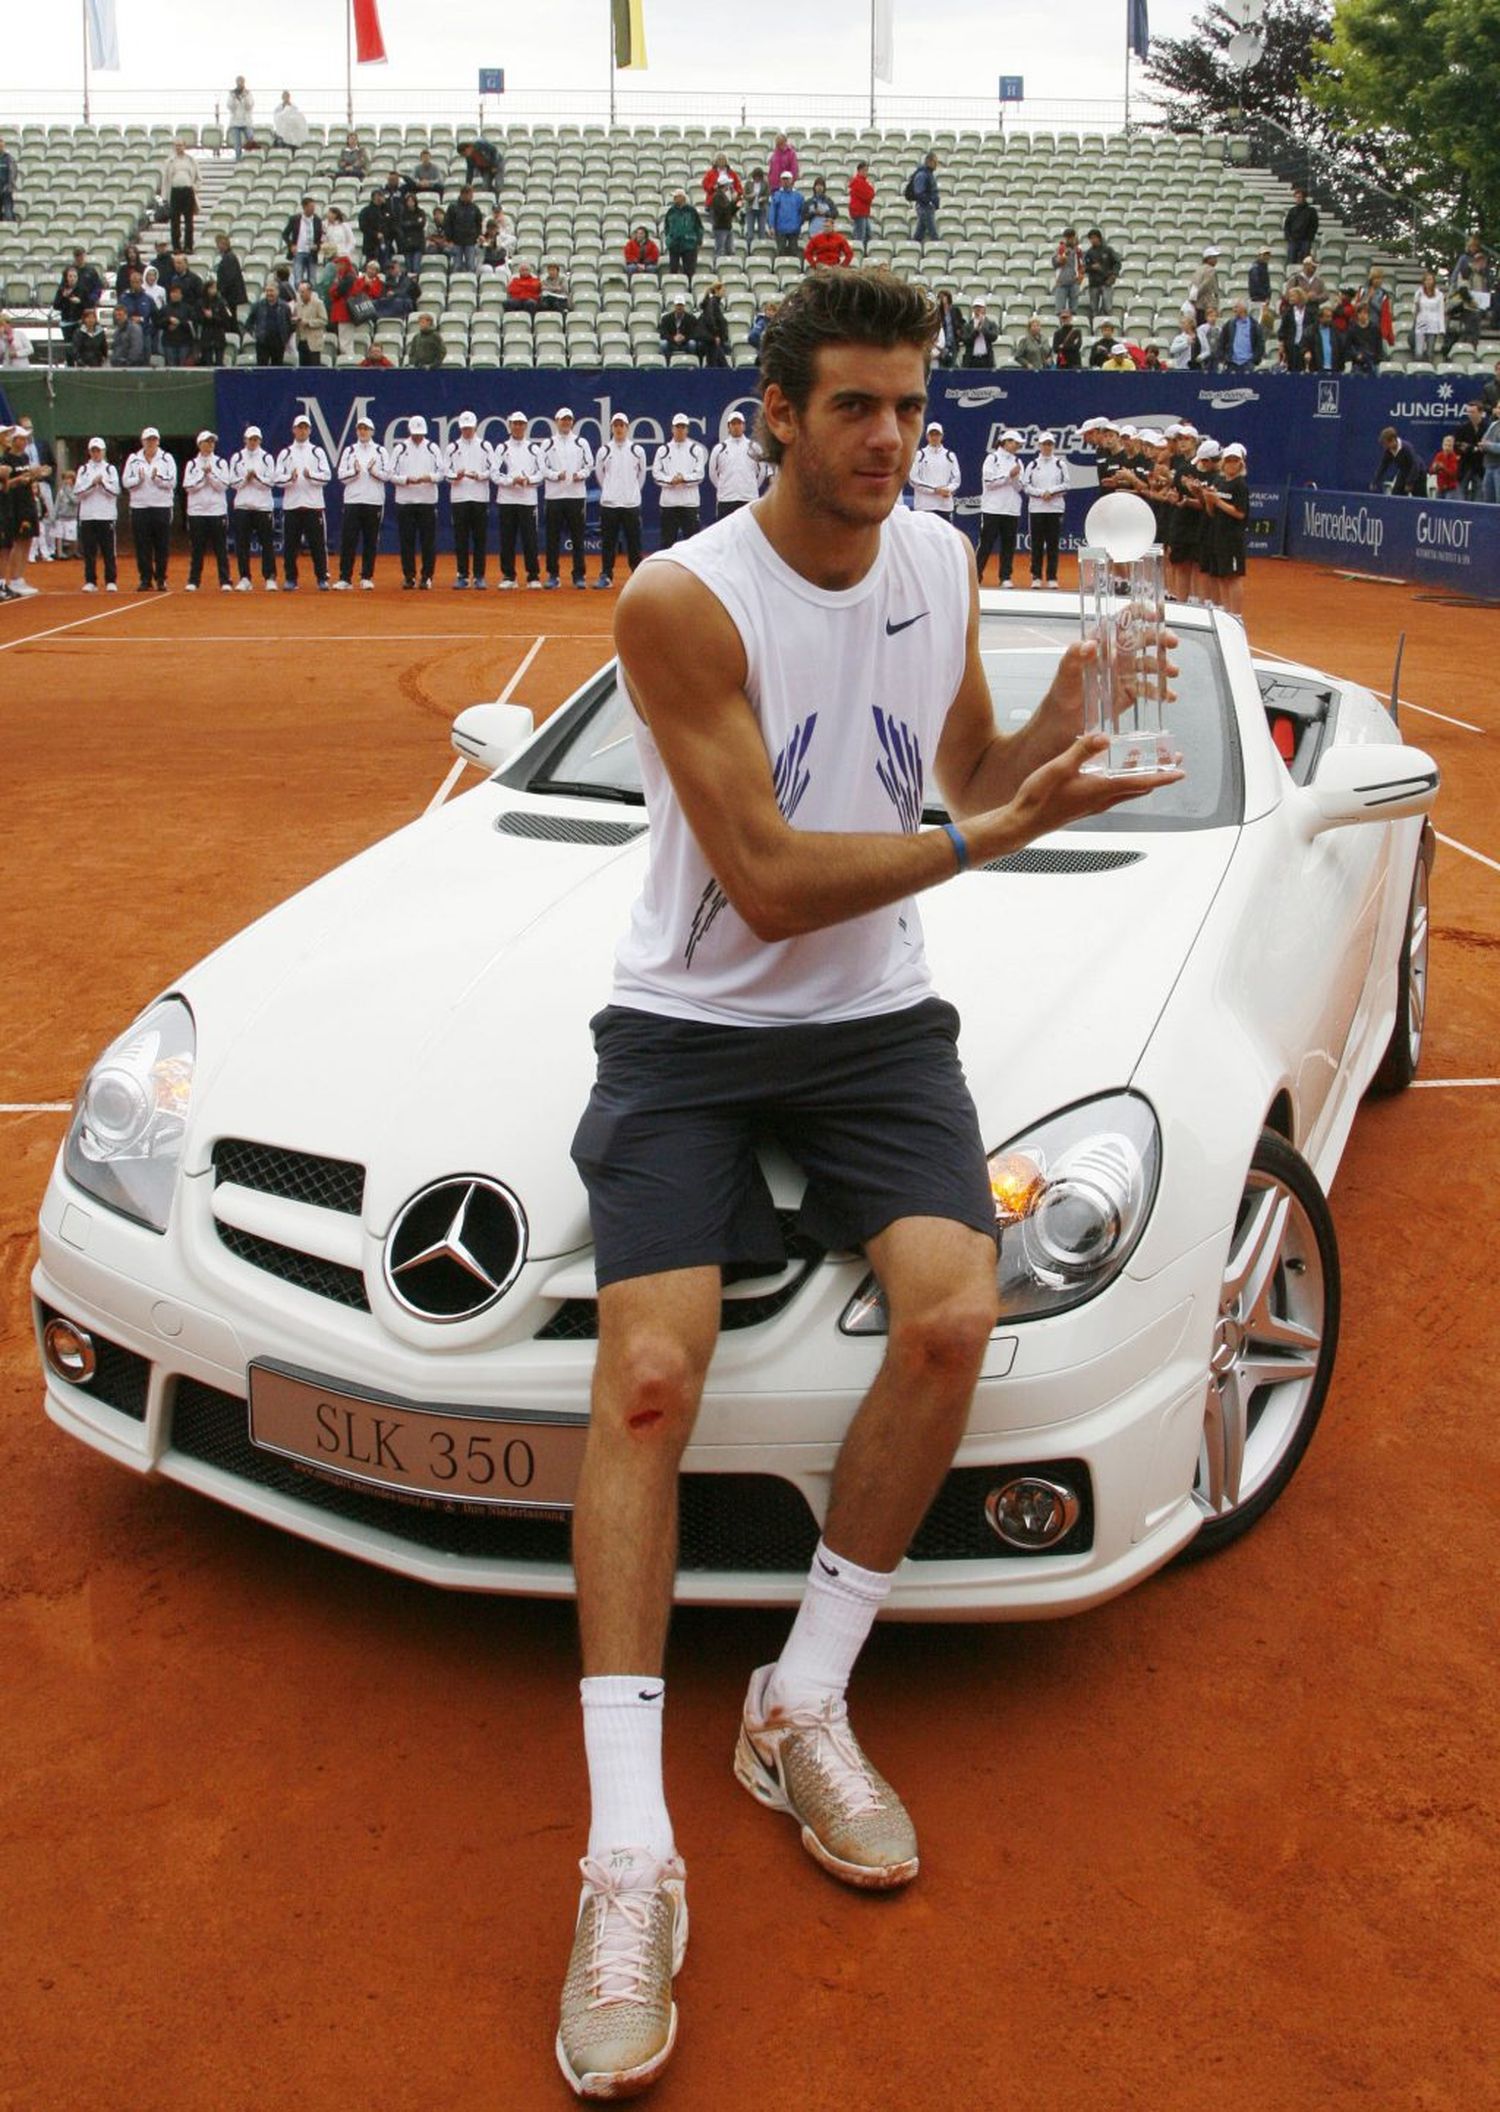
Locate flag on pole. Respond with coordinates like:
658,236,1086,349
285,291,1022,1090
85,0,121,70
873,0,895,84
612,0,648,70
352,0,388,66
1127,0,1150,61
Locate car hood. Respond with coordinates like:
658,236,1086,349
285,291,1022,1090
181,786,1238,1255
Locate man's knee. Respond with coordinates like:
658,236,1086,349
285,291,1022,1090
886,1287,998,1391
598,1326,709,1440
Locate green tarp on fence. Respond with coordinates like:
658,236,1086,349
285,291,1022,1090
0,368,218,443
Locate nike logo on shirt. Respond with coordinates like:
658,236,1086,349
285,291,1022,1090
885,611,929,635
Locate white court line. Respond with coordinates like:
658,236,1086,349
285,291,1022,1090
1370,688,1485,734
1412,1079,1500,1090
21,632,616,645
0,598,156,656
1437,831,1500,876
423,634,546,813
0,1101,70,1113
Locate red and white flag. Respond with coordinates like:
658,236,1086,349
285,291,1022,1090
352,0,387,66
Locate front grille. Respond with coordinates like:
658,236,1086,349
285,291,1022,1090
37,1302,150,1420
168,1379,818,1571
212,1139,365,1216
213,1223,370,1311
495,812,646,847
909,1459,1094,1560
980,849,1144,875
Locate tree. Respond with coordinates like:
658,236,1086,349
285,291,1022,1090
1144,0,1345,151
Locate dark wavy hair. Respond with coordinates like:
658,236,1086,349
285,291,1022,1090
756,267,938,465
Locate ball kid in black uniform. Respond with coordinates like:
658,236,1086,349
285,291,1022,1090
1200,439,1249,617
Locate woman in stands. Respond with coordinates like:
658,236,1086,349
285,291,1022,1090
53,266,87,355
933,288,963,368
624,227,660,276
1411,271,1446,360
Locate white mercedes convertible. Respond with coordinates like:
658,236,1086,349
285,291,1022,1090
33,595,1437,1617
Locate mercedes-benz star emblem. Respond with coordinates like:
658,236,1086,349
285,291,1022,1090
383,1176,527,1321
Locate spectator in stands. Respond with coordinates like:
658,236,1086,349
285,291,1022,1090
53,267,87,353
767,173,804,258
1141,343,1167,372
337,133,370,180
847,162,874,251
138,263,167,353
376,258,413,317
1287,255,1327,305
802,178,836,237
444,185,484,273
73,308,109,368
1051,228,1082,317
1372,426,1424,496
197,279,235,366
75,438,119,590
664,190,705,279
1051,310,1082,369
1218,296,1265,373
1089,319,1124,369
708,409,761,520
293,281,328,366
0,136,17,222
483,212,512,269
273,91,309,151
409,312,447,366
1482,361,1500,415
1444,285,1482,358
108,306,147,367
1481,414,1500,505
652,413,707,545
425,204,453,262
355,189,391,267
409,147,445,201
1411,271,1446,359
1429,433,1462,496
165,250,205,305
1195,303,1223,372
1449,233,1491,299
459,136,503,194
327,256,360,356
247,276,294,365
538,260,570,313
1338,299,1384,373
1283,186,1318,265
540,407,593,589
697,281,731,366
909,152,940,244
746,298,778,352
184,431,233,591
447,410,495,589
743,168,770,251
701,153,742,207
160,285,197,367
909,420,959,519
593,411,647,587
804,211,854,271
767,134,799,188
1453,402,1489,499
359,343,394,368
707,179,740,261
213,232,247,320
624,227,660,276
1189,247,1223,322
1082,228,1122,320
283,196,325,287
659,295,700,364
122,425,175,590
1012,314,1048,369
160,138,201,253
933,288,963,367
1277,285,1320,370
277,412,332,589
961,300,998,368
1247,244,1273,313
1168,304,1198,368
1362,266,1395,349
227,78,255,157
504,265,540,314
494,410,543,588
395,192,428,273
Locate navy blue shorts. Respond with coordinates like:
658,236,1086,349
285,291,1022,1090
571,997,997,1289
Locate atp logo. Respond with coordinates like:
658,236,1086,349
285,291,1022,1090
1315,380,1341,419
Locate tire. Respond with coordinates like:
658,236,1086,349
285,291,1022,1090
1369,834,1432,1096
1178,1128,1341,1561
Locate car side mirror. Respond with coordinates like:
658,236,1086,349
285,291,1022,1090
451,701,535,772
1303,743,1439,832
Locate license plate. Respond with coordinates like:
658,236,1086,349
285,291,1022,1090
248,1362,586,1513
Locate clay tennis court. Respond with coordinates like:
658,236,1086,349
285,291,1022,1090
2,557,1495,2111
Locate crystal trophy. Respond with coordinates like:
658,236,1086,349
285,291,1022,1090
1076,541,1174,777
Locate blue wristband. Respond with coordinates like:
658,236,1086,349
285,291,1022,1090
942,821,969,872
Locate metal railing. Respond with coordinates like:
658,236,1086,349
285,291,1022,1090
1236,113,1423,256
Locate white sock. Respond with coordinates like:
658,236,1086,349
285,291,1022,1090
581,1675,674,1864
767,1541,895,1714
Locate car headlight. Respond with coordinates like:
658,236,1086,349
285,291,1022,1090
840,1092,1160,1334
63,997,196,1232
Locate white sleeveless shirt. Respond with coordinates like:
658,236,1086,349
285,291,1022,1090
612,504,970,1027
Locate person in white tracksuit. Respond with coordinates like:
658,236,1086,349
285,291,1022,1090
274,412,332,589
493,410,544,588
908,420,961,519
446,409,495,588
121,425,177,590
229,423,278,589
707,410,763,519
652,413,708,548
1021,431,1069,586
183,429,232,590
976,428,1024,587
592,411,648,587
541,406,594,588
74,438,120,591
390,414,444,588
335,413,389,588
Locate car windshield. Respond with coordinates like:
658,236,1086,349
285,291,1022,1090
519,614,1240,832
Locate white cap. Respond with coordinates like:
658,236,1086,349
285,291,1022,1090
1000,429,1025,444
1037,429,1056,444
356,413,374,428
779,170,793,181
408,415,428,435
1176,421,1199,437
1078,417,1105,434
671,412,690,425
458,409,477,427
555,405,574,419
87,435,106,450
727,409,745,423
1203,244,1221,257
244,424,262,438
1194,440,1222,462
1222,441,1247,460
196,430,216,445
610,411,629,425
292,411,311,427
926,420,943,435
1115,423,1138,439
141,426,160,440
507,409,528,424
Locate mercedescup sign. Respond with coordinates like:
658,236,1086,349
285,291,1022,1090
1288,486,1500,600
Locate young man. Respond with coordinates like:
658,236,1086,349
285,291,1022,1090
556,267,1178,2100
74,437,120,591
593,411,648,587
182,430,232,590
121,426,176,591
275,412,332,589
229,424,279,589
336,413,389,589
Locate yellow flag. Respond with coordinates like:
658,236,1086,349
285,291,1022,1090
612,0,648,68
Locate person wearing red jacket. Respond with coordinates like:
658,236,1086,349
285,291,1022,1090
804,213,854,270
700,153,742,206
848,161,875,250
1429,435,1462,495
506,264,541,311
624,228,659,275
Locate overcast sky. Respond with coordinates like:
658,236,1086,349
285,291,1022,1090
29,1,1204,118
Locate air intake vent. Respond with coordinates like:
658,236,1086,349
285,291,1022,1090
980,848,1144,875
496,812,646,847
212,1139,365,1216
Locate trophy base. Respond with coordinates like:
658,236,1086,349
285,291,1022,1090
1084,729,1174,778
